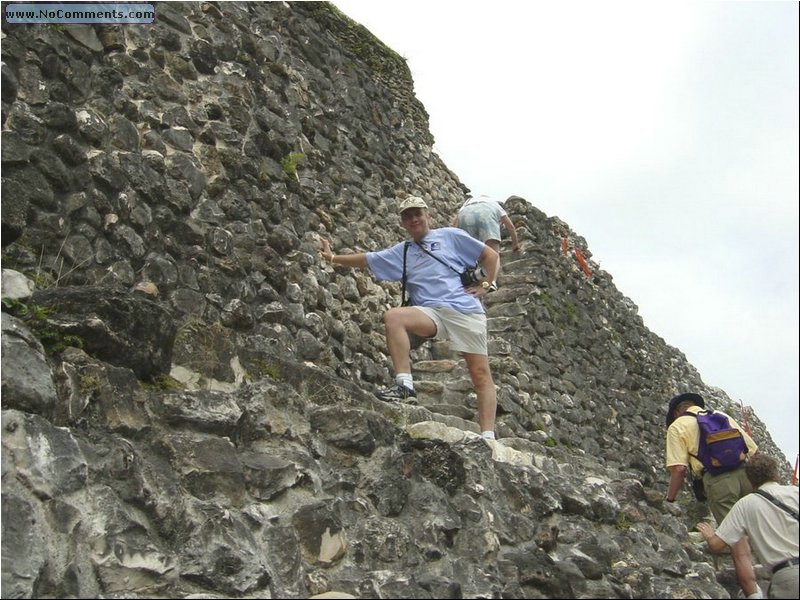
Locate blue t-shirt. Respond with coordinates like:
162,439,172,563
366,227,485,314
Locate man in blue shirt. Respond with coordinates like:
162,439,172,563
318,196,500,439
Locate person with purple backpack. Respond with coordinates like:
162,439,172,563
665,392,762,598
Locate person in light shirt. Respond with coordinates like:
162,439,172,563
453,194,520,255
697,453,799,599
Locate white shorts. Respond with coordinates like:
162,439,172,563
458,202,502,242
412,306,487,355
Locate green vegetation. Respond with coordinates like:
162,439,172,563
2,233,92,289
538,290,555,313
78,373,102,397
615,512,631,530
29,270,56,289
142,374,184,392
174,318,236,377
310,3,409,79
537,290,580,324
564,302,578,323
33,328,84,355
247,359,282,382
2,297,27,314
281,152,306,178
2,299,85,354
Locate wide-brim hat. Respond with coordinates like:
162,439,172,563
666,392,705,427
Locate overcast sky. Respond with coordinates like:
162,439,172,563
333,0,799,468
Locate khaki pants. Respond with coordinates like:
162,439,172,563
703,466,752,523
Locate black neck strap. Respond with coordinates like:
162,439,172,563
413,241,460,274
753,489,799,520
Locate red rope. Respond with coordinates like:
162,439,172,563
561,234,591,278
574,248,592,278
739,400,753,437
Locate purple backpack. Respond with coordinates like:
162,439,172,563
691,410,748,474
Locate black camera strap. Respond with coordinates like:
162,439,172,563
401,241,458,306
401,241,411,306
402,240,475,306
752,489,799,521
413,241,461,274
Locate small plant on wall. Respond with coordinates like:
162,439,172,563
281,152,306,179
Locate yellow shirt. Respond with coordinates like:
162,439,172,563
665,405,758,477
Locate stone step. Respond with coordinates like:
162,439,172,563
412,359,460,375
486,300,529,319
405,405,480,435
367,395,479,436
417,403,476,421
499,256,542,272
487,315,528,333
484,287,533,309
408,317,523,422
412,359,467,384
414,378,476,407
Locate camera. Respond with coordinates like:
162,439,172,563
692,477,707,502
460,265,486,287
